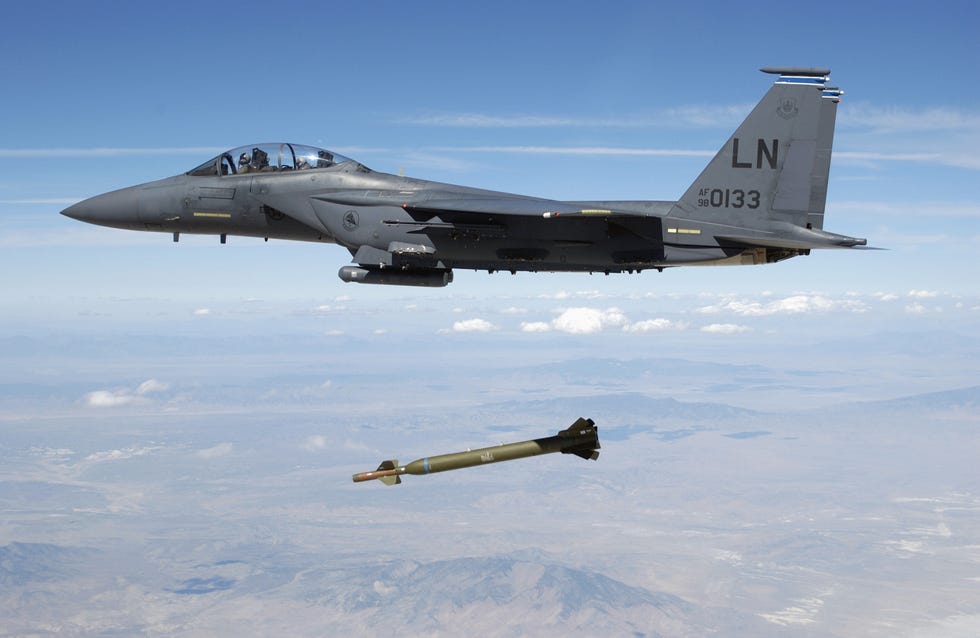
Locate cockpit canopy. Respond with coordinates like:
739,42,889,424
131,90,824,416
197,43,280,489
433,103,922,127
187,143,357,177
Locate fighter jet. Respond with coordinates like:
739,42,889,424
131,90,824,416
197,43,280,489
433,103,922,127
62,67,865,287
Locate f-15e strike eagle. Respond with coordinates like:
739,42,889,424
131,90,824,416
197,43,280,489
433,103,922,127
62,67,865,287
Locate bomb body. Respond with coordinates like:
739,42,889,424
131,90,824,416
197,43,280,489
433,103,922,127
352,418,599,485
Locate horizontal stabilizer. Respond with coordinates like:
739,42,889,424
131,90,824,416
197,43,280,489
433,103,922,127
718,225,867,250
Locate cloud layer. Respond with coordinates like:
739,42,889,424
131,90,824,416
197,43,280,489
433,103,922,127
434,291,967,338
84,379,170,408
697,295,868,317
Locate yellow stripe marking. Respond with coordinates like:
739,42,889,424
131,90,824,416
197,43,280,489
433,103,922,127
577,208,613,215
193,212,232,219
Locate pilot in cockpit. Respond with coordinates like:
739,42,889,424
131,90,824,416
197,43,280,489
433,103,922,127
238,153,251,174
316,150,334,168
251,147,270,171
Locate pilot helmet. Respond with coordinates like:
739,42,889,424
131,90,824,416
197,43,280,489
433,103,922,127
238,153,250,165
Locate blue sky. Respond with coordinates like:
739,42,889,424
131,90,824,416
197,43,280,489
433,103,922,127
1,1,978,313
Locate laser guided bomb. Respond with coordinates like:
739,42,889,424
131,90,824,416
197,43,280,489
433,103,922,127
352,418,599,485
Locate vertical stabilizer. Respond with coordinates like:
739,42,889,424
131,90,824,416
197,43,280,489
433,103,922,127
671,68,840,231
805,84,842,229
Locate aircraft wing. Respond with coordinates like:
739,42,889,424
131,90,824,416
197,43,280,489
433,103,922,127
397,198,669,246
305,190,580,218
401,197,648,221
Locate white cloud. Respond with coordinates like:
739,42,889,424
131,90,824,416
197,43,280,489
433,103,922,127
404,114,598,127
398,151,480,173
836,151,944,164
697,295,867,316
342,439,373,453
450,318,498,333
0,197,82,205
446,145,714,158
196,443,233,459
836,104,980,170
136,379,169,395
701,323,751,334
84,446,158,463
841,104,980,133
193,308,211,316
766,296,840,314
539,290,571,300
519,308,685,335
0,146,225,157
399,103,750,130
84,390,139,408
84,379,170,407
29,447,76,458
832,201,980,219
759,594,826,626
904,614,980,638
500,306,528,315
386,100,980,173
626,318,688,333
661,103,753,128
520,321,551,333
552,307,628,334
302,435,328,452
908,289,940,298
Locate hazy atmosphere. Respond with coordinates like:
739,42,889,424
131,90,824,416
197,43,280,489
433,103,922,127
2,1,979,635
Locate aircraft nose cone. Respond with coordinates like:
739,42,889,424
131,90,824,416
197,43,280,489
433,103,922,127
61,200,93,222
61,187,143,230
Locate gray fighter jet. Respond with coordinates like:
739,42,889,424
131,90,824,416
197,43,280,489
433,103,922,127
62,67,865,287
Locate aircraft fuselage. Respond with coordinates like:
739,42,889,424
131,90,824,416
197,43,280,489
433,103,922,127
63,69,866,287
